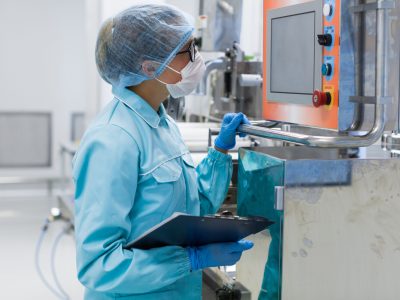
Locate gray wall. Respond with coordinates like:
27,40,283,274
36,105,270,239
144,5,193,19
0,0,87,177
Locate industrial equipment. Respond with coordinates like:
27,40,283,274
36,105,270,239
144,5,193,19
231,0,400,299
196,42,264,120
238,0,399,147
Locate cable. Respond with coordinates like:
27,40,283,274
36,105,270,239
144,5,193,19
51,224,72,300
35,218,67,300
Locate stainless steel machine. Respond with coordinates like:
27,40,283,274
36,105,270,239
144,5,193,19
229,0,400,299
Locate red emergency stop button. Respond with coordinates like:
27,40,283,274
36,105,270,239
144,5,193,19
312,90,332,107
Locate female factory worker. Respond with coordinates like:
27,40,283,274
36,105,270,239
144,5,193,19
72,4,253,300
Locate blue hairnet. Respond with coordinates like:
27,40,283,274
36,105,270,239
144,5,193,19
95,4,194,88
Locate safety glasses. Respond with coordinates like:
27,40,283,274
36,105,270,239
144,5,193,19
176,39,197,62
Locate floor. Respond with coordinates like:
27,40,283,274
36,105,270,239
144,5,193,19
0,195,84,299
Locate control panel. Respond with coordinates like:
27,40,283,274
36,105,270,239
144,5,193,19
314,0,339,115
263,0,341,129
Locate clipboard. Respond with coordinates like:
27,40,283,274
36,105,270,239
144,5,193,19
125,213,274,250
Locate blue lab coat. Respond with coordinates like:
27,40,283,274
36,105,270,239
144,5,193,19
72,87,233,299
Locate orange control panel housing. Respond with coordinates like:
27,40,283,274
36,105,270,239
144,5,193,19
263,0,340,129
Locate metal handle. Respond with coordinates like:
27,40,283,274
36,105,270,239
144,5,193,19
274,186,284,211
237,115,384,148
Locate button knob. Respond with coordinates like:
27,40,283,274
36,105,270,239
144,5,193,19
323,4,333,17
317,34,333,47
312,90,332,107
321,63,332,76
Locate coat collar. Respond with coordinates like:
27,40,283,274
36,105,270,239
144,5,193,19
112,87,167,129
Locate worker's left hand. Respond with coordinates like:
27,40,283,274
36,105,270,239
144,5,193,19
187,240,254,271
215,113,251,151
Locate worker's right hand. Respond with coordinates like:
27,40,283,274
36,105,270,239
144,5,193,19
215,113,251,151
186,240,254,271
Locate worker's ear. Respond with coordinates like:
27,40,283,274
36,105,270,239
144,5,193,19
142,61,158,77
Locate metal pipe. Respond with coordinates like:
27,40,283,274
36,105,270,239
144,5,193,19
396,43,400,133
347,103,365,131
238,3,391,148
347,0,366,131
195,58,228,95
376,3,390,100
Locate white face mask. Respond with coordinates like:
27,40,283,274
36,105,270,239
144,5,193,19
157,54,206,98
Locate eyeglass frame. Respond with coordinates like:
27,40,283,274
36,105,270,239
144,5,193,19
176,39,197,62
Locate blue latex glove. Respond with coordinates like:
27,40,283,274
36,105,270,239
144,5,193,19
187,240,254,271
215,113,251,151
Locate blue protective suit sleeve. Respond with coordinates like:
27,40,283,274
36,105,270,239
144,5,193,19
72,124,191,294
196,147,233,216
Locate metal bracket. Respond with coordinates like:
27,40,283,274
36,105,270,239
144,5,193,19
382,133,400,156
350,0,395,13
349,96,393,105
274,186,284,211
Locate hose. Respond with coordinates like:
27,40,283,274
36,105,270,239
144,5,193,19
35,218,71,300
51,225,72,300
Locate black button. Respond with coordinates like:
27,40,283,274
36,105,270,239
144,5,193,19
317,34,333,47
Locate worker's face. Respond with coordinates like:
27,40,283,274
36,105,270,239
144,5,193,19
157,39,193,84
